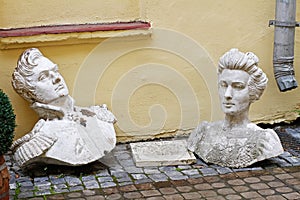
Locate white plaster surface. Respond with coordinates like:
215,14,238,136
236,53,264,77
130,140,196,167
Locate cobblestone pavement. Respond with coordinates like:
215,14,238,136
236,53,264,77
6,136,300,200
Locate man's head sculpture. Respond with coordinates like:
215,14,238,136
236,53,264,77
12,48,69,104
11,48,117,168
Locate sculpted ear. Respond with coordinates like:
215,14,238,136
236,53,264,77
12,71,35,103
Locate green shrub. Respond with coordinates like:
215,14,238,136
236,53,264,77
0,89,16,155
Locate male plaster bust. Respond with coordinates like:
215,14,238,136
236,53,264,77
187,48,284,168
11,48,116,167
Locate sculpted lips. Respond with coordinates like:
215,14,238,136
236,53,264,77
223,102,235,108
55,84,64,91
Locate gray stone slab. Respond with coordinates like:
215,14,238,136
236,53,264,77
130,140,196,167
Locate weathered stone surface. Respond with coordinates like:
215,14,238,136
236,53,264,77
11,48,116,167
187,48,284,168
130,140,196,167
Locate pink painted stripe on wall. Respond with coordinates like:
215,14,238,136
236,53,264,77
0,21,151,38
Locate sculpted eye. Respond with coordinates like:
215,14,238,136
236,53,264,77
219,81,227,88
38,72,49,81
233,83,246,89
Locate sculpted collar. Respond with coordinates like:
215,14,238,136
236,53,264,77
31,95,75,120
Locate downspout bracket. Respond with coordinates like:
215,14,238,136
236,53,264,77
269,20,300,27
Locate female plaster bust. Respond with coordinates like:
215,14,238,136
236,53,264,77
187,48,284,168
11,48,116,167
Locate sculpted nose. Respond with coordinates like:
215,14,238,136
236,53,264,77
224,86,232,100
51,72,61,84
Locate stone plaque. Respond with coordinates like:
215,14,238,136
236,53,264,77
130,140,196,167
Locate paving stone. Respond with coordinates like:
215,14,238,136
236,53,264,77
275,173,294,180
102,187,119,195
148,173,169,182
53,183,68,189
68,185,85,192
216,167,233,174
159,187,178,195
81,175,96,182
259,175,276,181
141,189,161,197
166,174,188,181
111,171,129,178
125,167,144,174
257,189,275,196
227,179,245,186
176,186,193,193
282,192,300,199
203,176,221,183
84,180,100,189
20,185,34,192
194,183,213,190
131,173,148,180
217,188,236,195
284,157,300,165
181,192,201,199
240,191,262,199
106,193,122,200
225,194,242,200
243,177,261,183
27,197,45,200
211,182,226,188
134,179,153,184
181,169,199,176
100,182,116,188
118,159,136,167
146,197,165,200
199,168,218,176
96,169,110,177
285,178,300,184
291,171,300,178
17,191,34,199
144,168,161,174
64,176,82,186
135,183,155,190
198,190,218,197
116,176,132,183
267,181,285,187
187,178,204,184
159,166,177,172
275,186,294,193
116,152,131,160
47,194,65,200
86,195,105,200
35,189,52,196
206,196,226,200
97,176,113,183
34,177,49,183
188,174,203,179
50,177,66,185
163,194,184,200
265,195,287,200
118,185,137,192
118,181,134,186
177,165,192,170
123,191,142,199
249,183,270,190
82,189,96,196
53,188,69,194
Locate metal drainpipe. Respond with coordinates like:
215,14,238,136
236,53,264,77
269,0,298,92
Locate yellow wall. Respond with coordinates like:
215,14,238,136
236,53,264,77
1,0,300,142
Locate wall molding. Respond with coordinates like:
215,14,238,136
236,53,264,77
0,21,151,49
